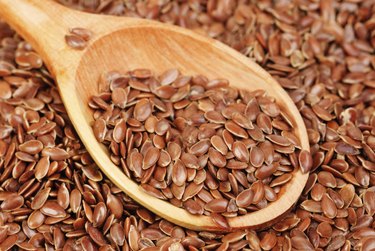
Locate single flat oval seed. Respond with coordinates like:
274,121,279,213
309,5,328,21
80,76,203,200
299,150,313,173
82,165,103,182
250,146,264,167
15,152,35,162
0,81,11,99
282,131,301,148
42,147,69,161
112,88,128,108
260,141,274,165
204,198,228,213
270,173,292,187
93,202,107,227
260,232,277,250
134,99,152,122
155,119,170,135
70,189,82,213
128,225,139,251
158,150,171,167
40,201,66,217
145,116,158,133
182,183,203,201
110,223,125,246
316,222,332,238
19,140,43,155
335,142,359,155
130,68,152,78
232,112,254,129
34,156,50,180
225,121,248,139
266,135,291,146
129,79,150,92
300,200,322,213
113,119,126,143
24,98,45,111
326,235,345,251
255,163,278,180
236,188,253,208
27,210,45,229
1,195,24,211
143,147,160,170
160,68,179,85
264,185,277,202
222,129,234,150
227,160,248,169
210,135,228,155
257,113,273,134
208,148,226,168
137,208,155,224
106,193,123,218
172,160,187,186
141,184,166,200
57,183,70,210
222,231,246,243
53,227,65,249
205,111,226,124
81,236,96,250
318,171,337,188
70,27,93,41
211,213,229,229
312,104,334,121
154,85,177,99
167,142,181,161
130,151,143,178
87,223,108,246
183,199,204,215
31,187,50,210
321,194,337,219
189,139,210,156
232,141,249,162
93,118,107,142
251,181,265,204
248,125,265,141
181,153,199,169
245,98,260,121
141,228,166,240
171,183,185,200
65,34,87,50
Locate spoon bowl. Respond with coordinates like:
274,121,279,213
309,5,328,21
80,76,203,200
0,0,309,231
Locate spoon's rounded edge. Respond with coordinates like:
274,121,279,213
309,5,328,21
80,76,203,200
55,17,309,232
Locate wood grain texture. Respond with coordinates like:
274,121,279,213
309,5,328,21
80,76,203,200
0,0,309,231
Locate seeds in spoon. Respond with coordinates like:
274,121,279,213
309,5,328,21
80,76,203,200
89,68,308,222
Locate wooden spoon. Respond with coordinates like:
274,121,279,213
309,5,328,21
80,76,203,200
0,0,309,231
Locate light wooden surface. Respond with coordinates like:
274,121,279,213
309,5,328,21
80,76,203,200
0,0,310,231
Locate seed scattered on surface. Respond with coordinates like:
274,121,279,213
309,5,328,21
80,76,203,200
65,34,87,50
65,27,93,49
69,27,93,41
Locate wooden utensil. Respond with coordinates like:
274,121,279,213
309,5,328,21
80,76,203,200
0,0,309,231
